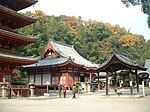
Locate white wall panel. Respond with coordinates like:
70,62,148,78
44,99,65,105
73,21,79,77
43,74,51,85
35,74,41,85
29,75,34,83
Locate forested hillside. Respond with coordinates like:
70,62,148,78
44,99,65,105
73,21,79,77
17,10,150,65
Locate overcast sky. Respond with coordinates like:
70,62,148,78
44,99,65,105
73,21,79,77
21,0,150,40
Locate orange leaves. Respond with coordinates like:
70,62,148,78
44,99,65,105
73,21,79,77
62,16,77,26
105,23,127,35
61,16,78,37
119,34,140,47
32,10,46,19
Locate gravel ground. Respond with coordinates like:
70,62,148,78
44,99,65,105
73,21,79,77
0,94,150,112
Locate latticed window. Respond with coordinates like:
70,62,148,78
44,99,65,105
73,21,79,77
52,74,58,85
35,74,41,85
43,74,51,85
74,73,79,83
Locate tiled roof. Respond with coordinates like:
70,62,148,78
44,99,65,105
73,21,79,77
24,57,69,68
97,52,146,72
0,4,37,29
115,52,143,67
50,40,99,68
0,29,38,41
0,52,37,63
0,0,38,11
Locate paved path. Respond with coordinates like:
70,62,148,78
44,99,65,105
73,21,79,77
0,94,150,112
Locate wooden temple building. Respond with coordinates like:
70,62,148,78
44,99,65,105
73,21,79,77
0,0,38,83
96,52,147,95
24,40,98,92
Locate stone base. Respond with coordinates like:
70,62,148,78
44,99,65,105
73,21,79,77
44,93,50,96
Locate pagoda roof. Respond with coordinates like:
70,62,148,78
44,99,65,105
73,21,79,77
24,57,83,68
42,40,99,69
0,29,38,47
0,52,37,65
0,5,37,29
96,52,147,72
0,0,38,11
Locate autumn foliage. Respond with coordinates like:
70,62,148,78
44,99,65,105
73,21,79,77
119,34,140,47
18,11,150,65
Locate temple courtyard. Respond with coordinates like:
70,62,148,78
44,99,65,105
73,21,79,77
0,91,150,112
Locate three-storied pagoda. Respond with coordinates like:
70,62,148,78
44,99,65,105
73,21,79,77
24,40,98,91
0,0,38,83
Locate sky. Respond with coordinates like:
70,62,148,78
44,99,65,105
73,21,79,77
21,0,150,40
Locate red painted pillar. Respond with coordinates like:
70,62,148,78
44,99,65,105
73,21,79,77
66,72,69,86
90,72,92,82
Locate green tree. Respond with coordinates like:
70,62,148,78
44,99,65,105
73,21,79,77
17,11,148,65
121,0,150,28
140,40,150,61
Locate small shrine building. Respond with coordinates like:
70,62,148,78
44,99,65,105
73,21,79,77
24,40,98,90
96,52,147,95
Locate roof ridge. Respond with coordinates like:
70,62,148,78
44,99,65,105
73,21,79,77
50,39,74,48
114,51,137,64
0,51,38,61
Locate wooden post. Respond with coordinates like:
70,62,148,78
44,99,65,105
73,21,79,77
41,73,43,85
34,73,36,84
66,72,69,86
90,72,92,82
106,72,108,95
50,71,52,85
97,72,100,91
135,70,139,93
58,73,60,84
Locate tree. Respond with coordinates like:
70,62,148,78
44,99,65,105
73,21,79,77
17,11,148,64
140,40,150,61
121,0,150,28
118,34,140,47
